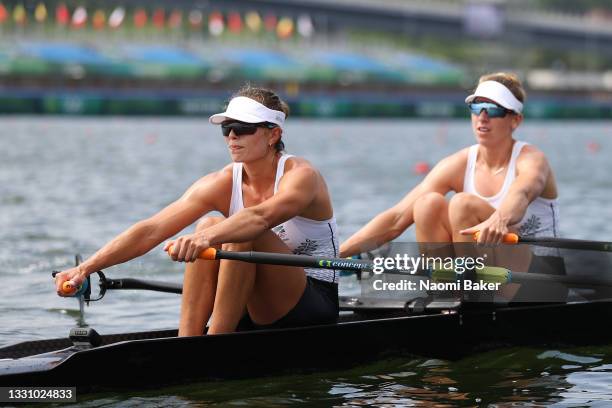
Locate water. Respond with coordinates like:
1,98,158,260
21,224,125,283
1,117,611,405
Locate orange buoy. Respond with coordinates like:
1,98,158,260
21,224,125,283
587,141,601,153
414,161,430,175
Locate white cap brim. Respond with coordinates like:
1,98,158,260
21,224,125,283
209,96,286,127
465,80,523,113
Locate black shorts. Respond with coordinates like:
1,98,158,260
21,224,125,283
237,277,339,331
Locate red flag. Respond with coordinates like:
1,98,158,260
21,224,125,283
133,8,147,28
0,3,8,24
152,8,164,29
264,13,276,32
228,12,242,34
56,3,69,26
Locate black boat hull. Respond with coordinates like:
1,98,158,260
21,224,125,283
2,301,612,392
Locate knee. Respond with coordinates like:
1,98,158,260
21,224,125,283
414,192,447,221
195,216,224,233
448,193,479,221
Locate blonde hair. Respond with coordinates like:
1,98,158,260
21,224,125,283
478,72,526,103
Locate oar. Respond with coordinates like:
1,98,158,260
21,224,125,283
474,232,612,252
194,248,612,289
53,269,402,311
197,248,376,271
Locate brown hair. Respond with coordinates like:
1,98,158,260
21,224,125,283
478,72,526,104
233,85,290,152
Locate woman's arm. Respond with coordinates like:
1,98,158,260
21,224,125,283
461,147,551,243
167,164,322,262
340,153,465,257
55,170,226,293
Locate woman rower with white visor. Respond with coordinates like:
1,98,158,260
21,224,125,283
55,86,340,335
341,72,559,257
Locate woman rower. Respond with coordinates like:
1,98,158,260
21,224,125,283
55,86,340,335
340,72,559,257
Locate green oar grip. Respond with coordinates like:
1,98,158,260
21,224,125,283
430,266,511,284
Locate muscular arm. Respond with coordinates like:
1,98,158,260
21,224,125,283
497,148,550,226
461,147,551,242
76,172,223,276
203,166,319,246
340,153,465,257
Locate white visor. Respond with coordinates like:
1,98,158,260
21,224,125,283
209,96,286,127
465,80,523,114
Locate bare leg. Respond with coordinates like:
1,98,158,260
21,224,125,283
413,192,452,242
413,192,454,260
178,216,223,337
208,230,307,334
448,193,495,243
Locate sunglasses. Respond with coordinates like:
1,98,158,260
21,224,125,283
468,102,511,118
221,121,277,137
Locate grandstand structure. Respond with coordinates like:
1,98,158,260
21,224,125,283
0,0,611,117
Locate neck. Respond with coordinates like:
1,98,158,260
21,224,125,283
478,138,515,169
241,151,281,190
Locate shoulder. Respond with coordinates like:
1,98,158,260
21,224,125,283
517,143,548,165
283,156,319,177
279,156,321,187
184,164,233,200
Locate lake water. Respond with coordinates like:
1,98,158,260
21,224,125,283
1,117,611,406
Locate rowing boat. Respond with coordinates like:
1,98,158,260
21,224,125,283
2,300,612,391
2,240,612,392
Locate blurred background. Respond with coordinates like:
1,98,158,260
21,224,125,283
0,0,611,118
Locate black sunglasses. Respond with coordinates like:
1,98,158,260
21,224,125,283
221,121,277,137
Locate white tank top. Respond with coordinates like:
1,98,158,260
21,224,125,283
463,141,560,237
229,155,340,283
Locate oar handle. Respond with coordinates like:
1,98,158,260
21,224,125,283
201,248,219,260
473,231,519,244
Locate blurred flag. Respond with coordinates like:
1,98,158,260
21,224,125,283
13,3,27,25
56,3,69,26
34,3,47,23
0,3,9,24
72,6,87,28
133,8,147,28
92,9,105,30
188,10,203,30
208,11,224,36
297,14,314,37
168,9,182,29
276,17,294,39
227,12,242,34
152,8,165,29
108,7,125,29
245,11,261,32
264,13,276,32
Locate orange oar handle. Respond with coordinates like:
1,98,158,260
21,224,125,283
60,279,88,296
165,244,218,260
61,281,77,295
473,231,520,244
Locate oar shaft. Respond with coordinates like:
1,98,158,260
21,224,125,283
474,232,612,252
201,248,375,271
104,278,182,294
